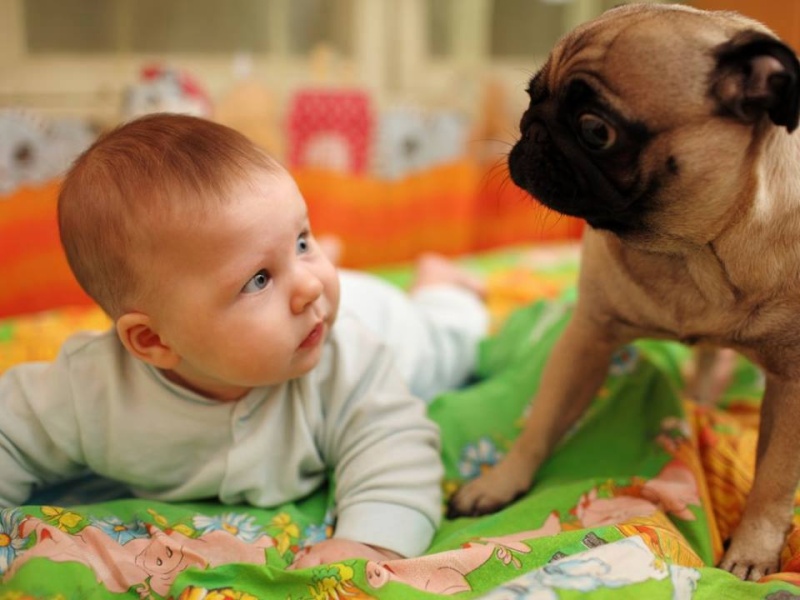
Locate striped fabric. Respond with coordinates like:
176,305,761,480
0,160,583,318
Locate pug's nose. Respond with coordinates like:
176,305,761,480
521,120,548,145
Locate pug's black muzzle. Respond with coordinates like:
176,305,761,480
507,119,648,235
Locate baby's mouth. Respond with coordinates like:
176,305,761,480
299,322,324,349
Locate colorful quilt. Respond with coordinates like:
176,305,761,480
1,244,800,599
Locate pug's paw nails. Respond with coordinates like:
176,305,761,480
448,485,494,518
719,554,779,581
448,487,496,518
447,473,527,518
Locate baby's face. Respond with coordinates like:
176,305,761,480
147,169,340,401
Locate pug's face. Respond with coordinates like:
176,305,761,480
508,4,800,243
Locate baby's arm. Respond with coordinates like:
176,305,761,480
0,360,85,506
312,317,444,562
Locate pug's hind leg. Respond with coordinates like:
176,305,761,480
447,313,617,517
719,374,800,581
685,346,737,405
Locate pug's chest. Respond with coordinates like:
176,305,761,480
610,286,738,344
609,279,800,374
621,294,753,344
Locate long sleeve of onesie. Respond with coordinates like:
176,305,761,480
0,320,445,562
313,314,443,557
0,354,86,506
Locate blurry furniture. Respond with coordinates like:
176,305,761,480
690,1,800,49
286,89,373,174
0,0,676,121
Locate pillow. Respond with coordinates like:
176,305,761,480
295,160,584,269
0,305,110,375
295,161,478,268
0,162,583,318
0,181,94,318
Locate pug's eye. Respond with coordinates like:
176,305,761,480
577,114,616,151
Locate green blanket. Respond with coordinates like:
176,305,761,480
2,292,799,599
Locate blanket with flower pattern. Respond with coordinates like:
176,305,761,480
2,244,800,600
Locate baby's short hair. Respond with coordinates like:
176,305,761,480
58,113,281,318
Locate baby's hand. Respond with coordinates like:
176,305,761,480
288,538,402,570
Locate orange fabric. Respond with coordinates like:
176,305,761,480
688,397,800,579
296,160,584,269
473,172,585,251
0,160,583,318
0,182,94,318
690,1,800,51
295,161,479,268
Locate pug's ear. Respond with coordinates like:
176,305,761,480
712,31,800,132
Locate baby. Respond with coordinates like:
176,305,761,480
0,114,488,568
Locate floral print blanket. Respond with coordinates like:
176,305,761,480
2,244,800,599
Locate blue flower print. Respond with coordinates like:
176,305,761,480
609,345,639,376
459,437,503,480
193,512,263,542
0,508,27,574
302,523,330,547
89,515,148,545
300,510,335,548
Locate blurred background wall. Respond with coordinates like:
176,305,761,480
0,0,680,126
0,0,795,318
3,0,794,165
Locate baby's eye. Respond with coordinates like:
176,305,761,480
242,269,271,294
297,232,310,254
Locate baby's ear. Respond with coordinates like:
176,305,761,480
116,312,180,369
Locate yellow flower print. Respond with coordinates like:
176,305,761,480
442,479,460,504
207,592,257,600
146,508,169,528
308,576,341,600
176,588,207,600
270,512,300,555
1,594,68,600
307,564,374,600
41,506,82,531
176,587,258,600
173,523,195,537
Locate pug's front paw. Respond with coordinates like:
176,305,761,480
718,521,786,581
447,455,533,518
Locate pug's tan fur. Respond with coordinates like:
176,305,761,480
449,3,800,581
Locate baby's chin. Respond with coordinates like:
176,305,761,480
291,343,328,379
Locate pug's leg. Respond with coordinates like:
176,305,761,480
448,313,617,517
687,346,721,405
686,346,738,405
719,374,800,581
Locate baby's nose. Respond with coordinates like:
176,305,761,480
290,267,324,314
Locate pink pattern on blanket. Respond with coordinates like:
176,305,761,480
364,511,561,595
5,517,273,597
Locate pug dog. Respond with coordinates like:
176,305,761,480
449,3,800,581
